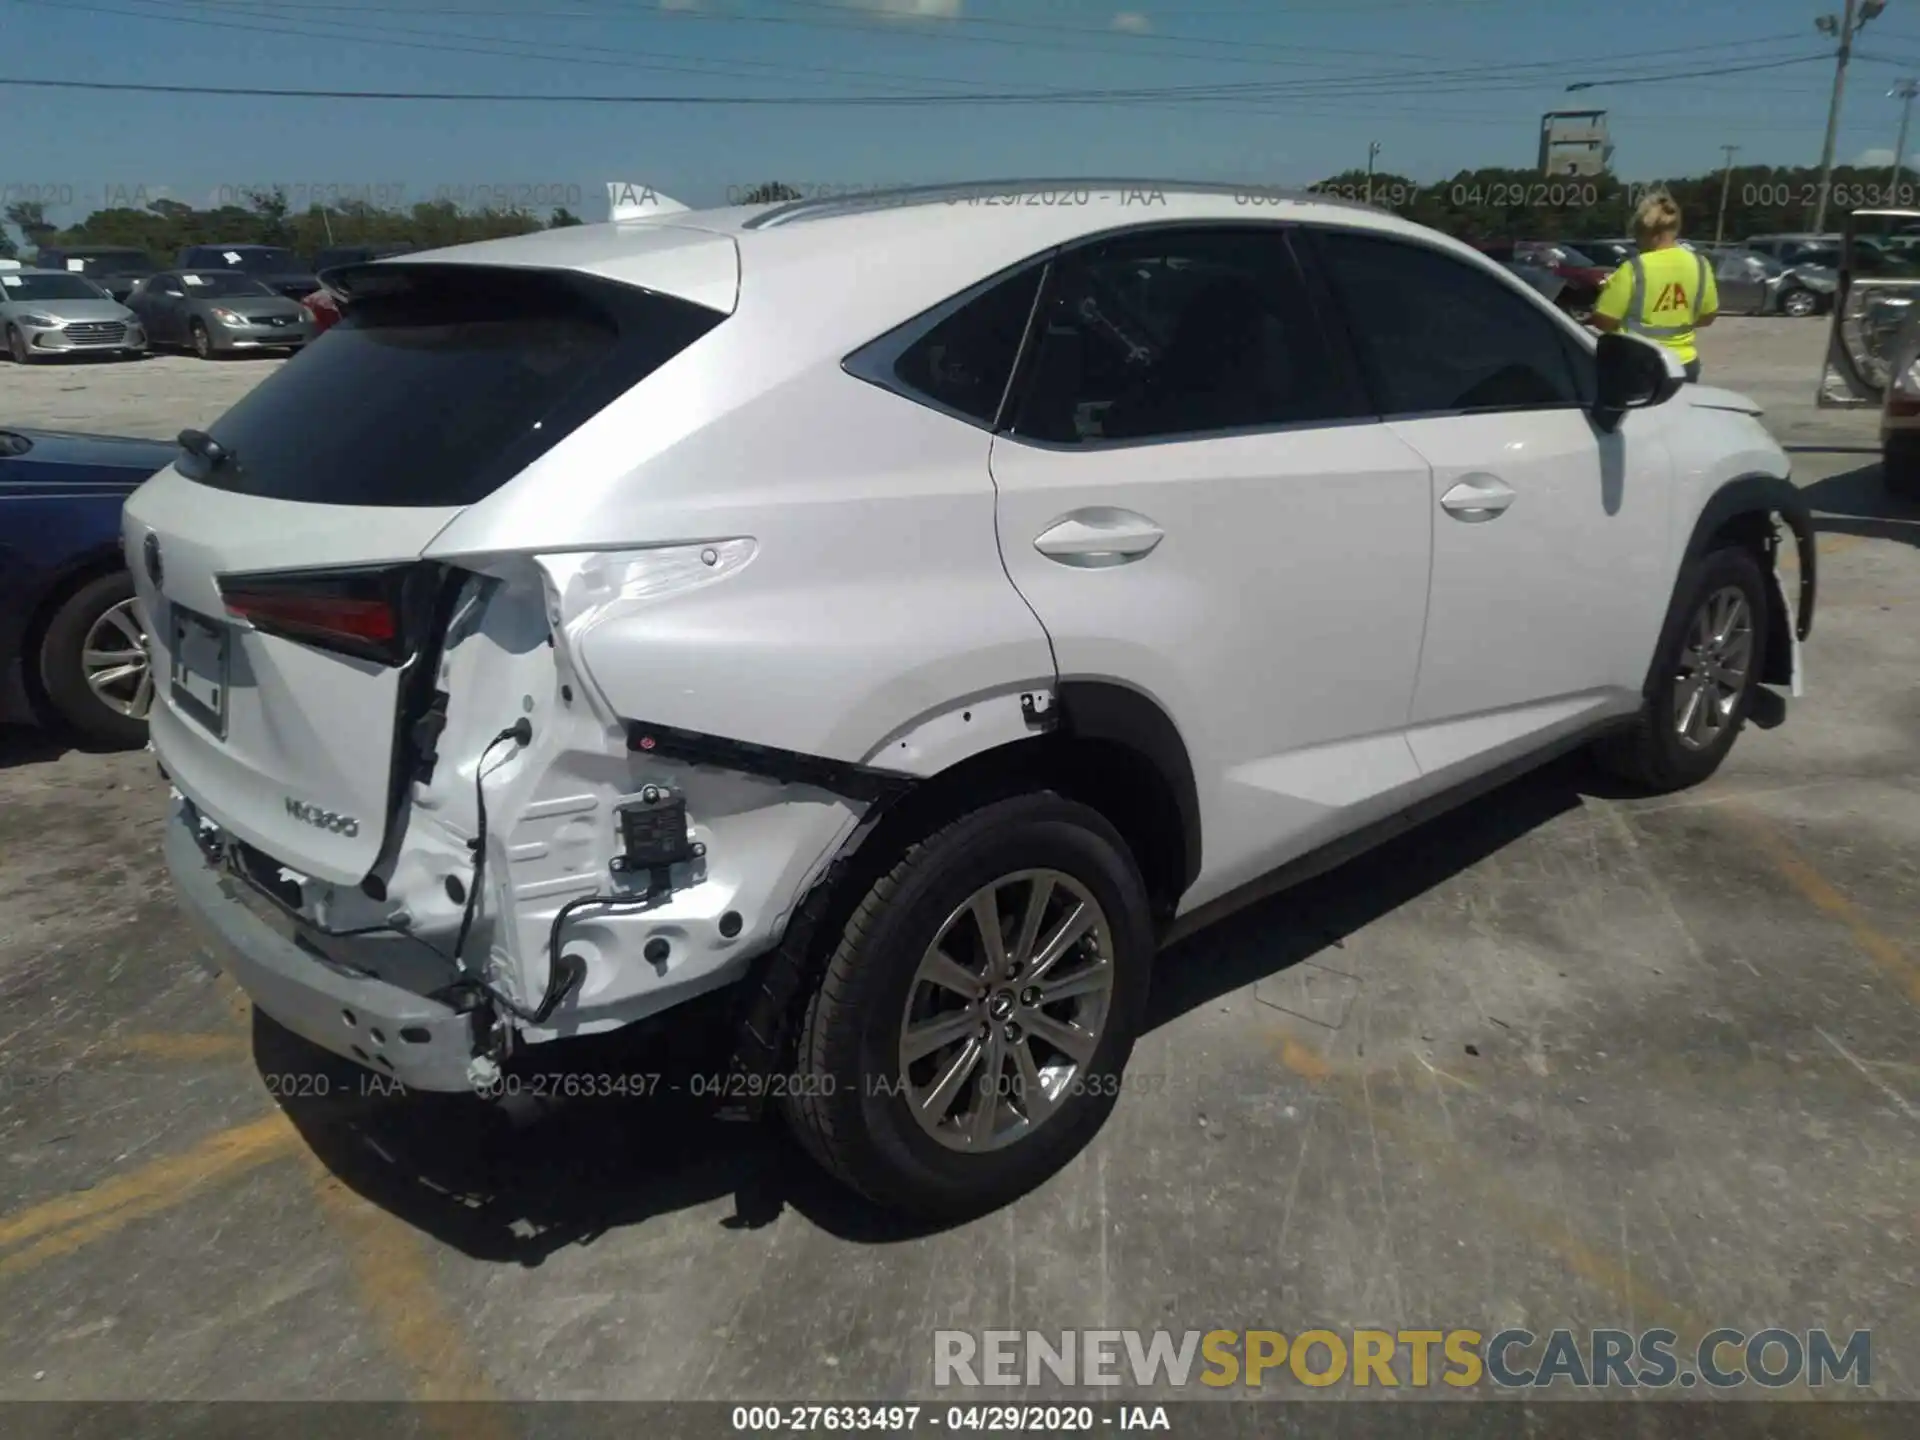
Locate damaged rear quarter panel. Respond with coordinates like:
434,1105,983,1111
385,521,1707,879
409,346,1057,1038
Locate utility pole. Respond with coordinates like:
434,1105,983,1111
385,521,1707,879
1715,144,1740,244
1365,140,1381,205
1890,78,1918,204
1814,0,1888,233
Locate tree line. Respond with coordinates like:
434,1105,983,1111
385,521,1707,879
0,166,1905,264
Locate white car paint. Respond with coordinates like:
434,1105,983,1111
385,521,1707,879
124,182,1798,1091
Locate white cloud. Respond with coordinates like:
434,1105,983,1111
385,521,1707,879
658,0,702,10
1111,11,1151,32
1854,147,1897,166
845,0,965,19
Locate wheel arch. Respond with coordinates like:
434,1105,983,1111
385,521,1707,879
1659,473,1815,693
19,548,131,709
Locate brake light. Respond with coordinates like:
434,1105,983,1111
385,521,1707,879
218,564,416,665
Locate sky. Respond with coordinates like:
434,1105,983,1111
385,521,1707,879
10,0,1920,225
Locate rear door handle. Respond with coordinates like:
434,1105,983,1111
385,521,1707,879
1033,508,1165,568
1439,476,1516,522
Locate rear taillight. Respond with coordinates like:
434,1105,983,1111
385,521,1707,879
219,564,417,665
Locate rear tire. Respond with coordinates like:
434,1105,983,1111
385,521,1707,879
38,571,152,748
1594,546,1770,794
780,793,1153,1219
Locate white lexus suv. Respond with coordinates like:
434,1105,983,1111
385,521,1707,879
126,182,1817,1217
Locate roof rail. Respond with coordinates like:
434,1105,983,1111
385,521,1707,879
741,178,1384,229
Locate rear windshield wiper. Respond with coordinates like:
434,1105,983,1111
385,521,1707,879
177,429,235,471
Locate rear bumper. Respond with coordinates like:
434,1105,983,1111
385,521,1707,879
163,796,480,1092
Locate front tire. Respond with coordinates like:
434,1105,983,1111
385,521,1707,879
781,793,1154,1219
7,324,37,364
190,319,215,359
1594,546,1770,793
37,571,152,748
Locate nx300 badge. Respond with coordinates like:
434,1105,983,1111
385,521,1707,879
285,798,360,836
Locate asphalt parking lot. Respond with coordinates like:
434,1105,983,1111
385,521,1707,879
1,318,1915,1408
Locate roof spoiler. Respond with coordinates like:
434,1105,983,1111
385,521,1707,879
607,182,690,221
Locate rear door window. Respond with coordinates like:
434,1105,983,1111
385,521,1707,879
1007,226,1363,445
189,266,725,507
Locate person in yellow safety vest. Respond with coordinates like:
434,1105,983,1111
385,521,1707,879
1590,192,1718,383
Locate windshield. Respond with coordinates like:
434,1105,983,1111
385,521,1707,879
0,273,111,302
206,247,303,273
179,273,278,298
73,251,156,274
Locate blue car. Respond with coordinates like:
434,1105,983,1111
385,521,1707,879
1,426,178,745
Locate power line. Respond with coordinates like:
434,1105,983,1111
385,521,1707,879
1566,53,1832,91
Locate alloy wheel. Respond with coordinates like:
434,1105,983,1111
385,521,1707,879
898,869,1115,1153
82,598,153,719
1672,585,1752,752
1782,289,1816,318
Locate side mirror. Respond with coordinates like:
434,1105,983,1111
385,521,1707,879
1593,332,1682,430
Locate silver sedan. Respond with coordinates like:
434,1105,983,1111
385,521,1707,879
126,270,316,358
0,268,148,362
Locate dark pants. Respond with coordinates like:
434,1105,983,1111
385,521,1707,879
1684,359,1702,383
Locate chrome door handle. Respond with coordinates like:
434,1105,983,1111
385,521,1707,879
1439,477,1516,522
1033,508,1165,568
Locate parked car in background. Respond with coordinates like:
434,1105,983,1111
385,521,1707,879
1,426,175,745
1691,244,1788,315
127,184,1815,1217
1745,233,1843,265
1773,250,1839,317
126,270,316,358
1476,240,1607,317
30,246,160,302
1497,260,1567,306
310,242,417,273
298,285,345,335
0,269,148,362
1580,238,1637,268
174,243,319,300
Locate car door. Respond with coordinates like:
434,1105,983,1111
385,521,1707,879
1304,227,1675,784
1715,250,1765,314
987,225,1436,911
135,273,186,344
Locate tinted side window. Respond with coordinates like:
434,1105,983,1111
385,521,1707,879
1314,231,1583,415
883,265,1042,425
1009,228,1358,445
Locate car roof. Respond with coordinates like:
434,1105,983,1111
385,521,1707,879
6,267,90,277
397,178,1501,329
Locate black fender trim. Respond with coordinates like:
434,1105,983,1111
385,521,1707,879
1683,473,1817,643
624,720,917,804
1055,680,1203,895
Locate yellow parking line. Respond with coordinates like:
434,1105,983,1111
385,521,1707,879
1739,813,1920,1005
304,1163,503,1405
105,1032,248,1062
0,1113,301,1275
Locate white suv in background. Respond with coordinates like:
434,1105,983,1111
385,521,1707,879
126,182,1817,1217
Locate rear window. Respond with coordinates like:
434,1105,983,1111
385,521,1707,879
190,266,725,507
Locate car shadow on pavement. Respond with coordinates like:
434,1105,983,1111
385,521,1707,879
259,749,1626,1262
1799,460,1920,549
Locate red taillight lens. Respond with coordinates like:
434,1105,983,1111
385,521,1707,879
218,565,415,665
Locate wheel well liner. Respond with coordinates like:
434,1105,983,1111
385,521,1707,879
1657,474,1815,692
